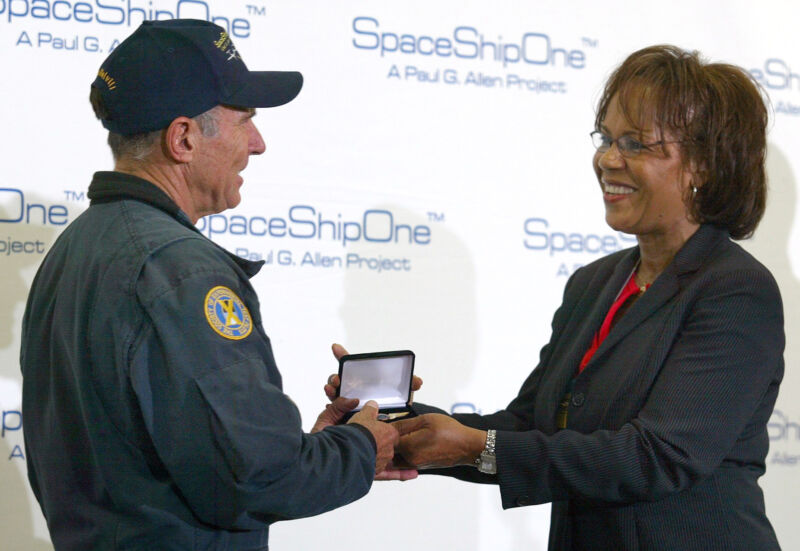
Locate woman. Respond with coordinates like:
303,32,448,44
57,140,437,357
339,45,784,550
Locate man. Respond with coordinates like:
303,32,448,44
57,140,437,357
20,19,397,550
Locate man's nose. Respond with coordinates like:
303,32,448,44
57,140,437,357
249,121,266,155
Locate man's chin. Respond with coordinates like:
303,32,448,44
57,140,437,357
227,192,242,210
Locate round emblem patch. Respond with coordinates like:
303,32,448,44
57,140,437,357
204,286,253,340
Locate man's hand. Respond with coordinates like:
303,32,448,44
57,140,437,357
311,395,417,480
374,461,419,481
392,413,486,469
348,400,400,475
310,396,360,434
324,343,423,401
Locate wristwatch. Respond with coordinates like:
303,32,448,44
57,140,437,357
475,429,497,474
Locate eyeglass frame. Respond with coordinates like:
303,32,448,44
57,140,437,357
590,130,683,158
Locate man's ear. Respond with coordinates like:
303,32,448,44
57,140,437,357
163,116,198,163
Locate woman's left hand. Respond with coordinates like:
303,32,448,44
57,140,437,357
392,413,487,469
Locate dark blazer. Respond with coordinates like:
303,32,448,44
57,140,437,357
431,224,784,550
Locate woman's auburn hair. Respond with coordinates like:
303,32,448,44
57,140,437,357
595,45,769,240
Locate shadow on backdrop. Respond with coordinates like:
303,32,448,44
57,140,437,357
0,192,59,550
339,204,542,549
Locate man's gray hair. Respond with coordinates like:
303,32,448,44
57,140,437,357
107,106,221,163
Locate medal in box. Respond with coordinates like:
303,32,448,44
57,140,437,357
337,350,417,422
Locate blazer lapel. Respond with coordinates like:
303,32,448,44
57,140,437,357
536,249,638,431
582,225,728,371
587,267,680,363
567,251,638,368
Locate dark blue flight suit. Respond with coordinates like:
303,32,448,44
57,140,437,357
21,171,375,550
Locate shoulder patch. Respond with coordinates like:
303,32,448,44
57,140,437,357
204,286,253,340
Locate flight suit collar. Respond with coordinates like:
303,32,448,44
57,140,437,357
87,171,264,277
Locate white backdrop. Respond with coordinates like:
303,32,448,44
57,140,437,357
1,1,798,549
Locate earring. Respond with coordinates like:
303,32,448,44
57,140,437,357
692,186,698,195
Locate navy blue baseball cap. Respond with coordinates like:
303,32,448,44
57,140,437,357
91,19,303,135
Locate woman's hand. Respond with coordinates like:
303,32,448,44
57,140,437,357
392,414,487,469
322,344,424,481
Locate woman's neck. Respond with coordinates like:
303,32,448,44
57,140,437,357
635,223,700,286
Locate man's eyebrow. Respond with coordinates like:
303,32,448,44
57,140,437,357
235,108,257,125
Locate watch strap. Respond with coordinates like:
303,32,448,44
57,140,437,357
474,429,497,474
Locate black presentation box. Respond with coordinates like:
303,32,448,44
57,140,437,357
337,350,417,422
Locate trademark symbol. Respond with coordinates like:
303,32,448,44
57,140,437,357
246,5,266,16
427,212,445,223
582,37,598,48
63,190,86,202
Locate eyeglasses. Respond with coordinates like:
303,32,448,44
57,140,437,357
590,130,681,158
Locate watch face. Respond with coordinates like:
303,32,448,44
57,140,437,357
478,454,497,474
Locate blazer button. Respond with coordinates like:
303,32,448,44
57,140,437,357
571,393,585,407
516,495,531,506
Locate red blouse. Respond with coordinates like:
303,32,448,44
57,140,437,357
578,273,648,373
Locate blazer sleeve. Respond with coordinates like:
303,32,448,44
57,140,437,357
494,263,784,508
413,269,588,484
